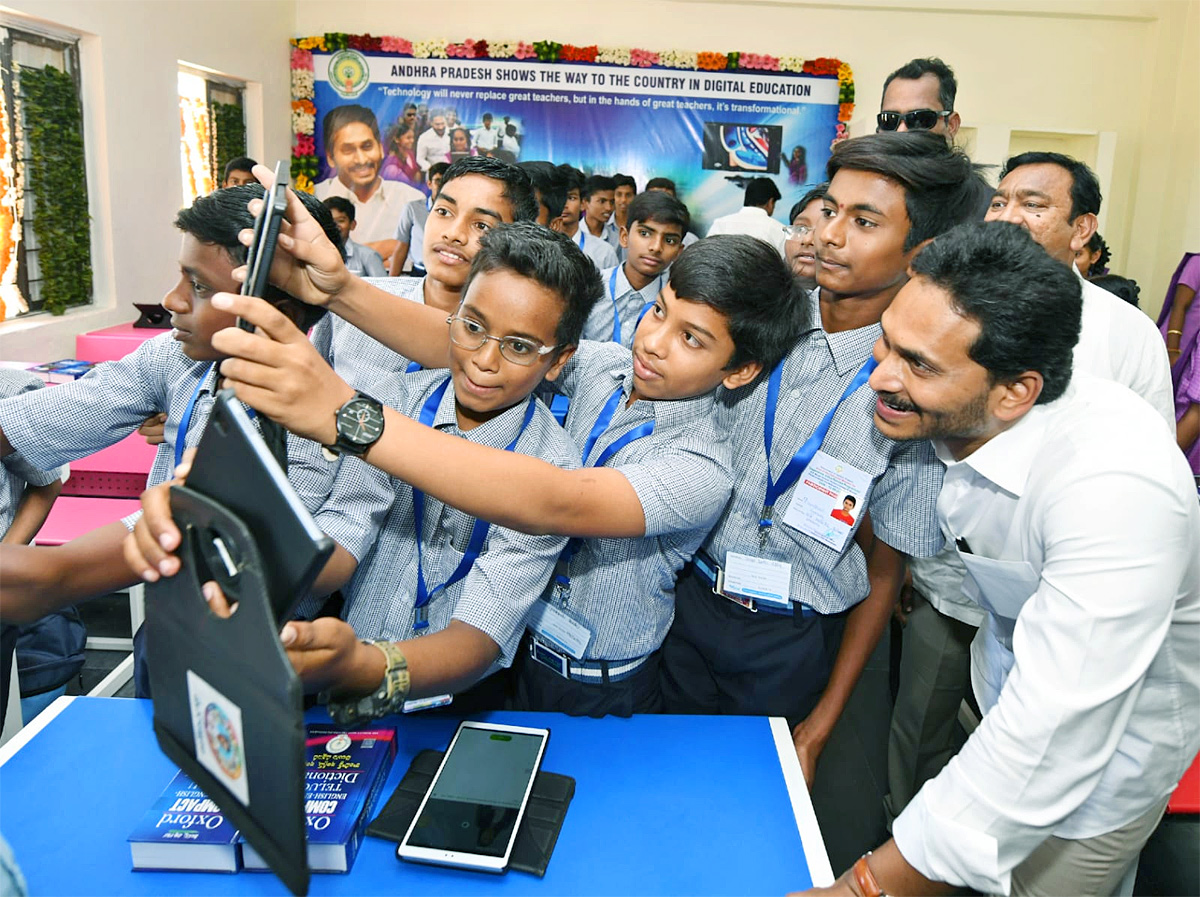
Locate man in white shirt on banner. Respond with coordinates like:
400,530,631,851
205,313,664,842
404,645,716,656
471,112,501,156
415,111,450,173
314,104,422,262
706,177,787,256
800,220,1199,897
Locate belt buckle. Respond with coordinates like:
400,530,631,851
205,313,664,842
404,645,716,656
714,566,758,612
530,637,570,678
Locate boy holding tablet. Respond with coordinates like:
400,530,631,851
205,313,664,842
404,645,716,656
582,190,689,348
130,171,805,716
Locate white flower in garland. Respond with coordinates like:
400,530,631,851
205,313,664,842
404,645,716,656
291,69,315,100
779,55,806,73
489,40,517,59
596,46,631,66
413,38,449,59
659,49,698,70
291,109,315,135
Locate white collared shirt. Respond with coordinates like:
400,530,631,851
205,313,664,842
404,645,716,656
893,375,1200,894
415,127,451,171
705,206,787,256
313,177,423,246
470,125,499,152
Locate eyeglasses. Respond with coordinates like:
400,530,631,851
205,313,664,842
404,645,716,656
875,109,952,132
782,224,814,239
447,315,558,366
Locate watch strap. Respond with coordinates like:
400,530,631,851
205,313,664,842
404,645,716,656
324,640,410,727
852,853,888,897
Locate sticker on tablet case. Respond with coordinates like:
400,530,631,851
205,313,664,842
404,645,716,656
187,669,250,806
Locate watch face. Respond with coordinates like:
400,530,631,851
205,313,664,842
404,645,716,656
337,396,384,448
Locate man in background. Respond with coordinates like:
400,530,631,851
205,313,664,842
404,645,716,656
877,57,960,141
706,177,786,256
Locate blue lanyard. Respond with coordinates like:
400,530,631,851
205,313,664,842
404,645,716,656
174,364,257,468
760,356,878,536
555,384,656,590
410,377,536,630
576,229,586,249
406,361,422,374
609,268,663,345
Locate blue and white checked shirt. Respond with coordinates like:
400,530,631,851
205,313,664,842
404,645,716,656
0,371,65,539
545,341,735,660
0,332,390,562
310,275,427,391
581,264,665,348
343,369,577,668
704,289,945,614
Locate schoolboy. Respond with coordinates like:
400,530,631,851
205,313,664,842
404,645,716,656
606,173,637,253
311,156,539,392
221,156,258,188
130,223,597,718
322,196,386,277
388,160,448,276
581,174,616,240
582,190,689,348
645,177,699,247
141,176,806,717
518,161,568,231
659,133,984,788
0,187,390,632
314,104,423,257
557,165,618,270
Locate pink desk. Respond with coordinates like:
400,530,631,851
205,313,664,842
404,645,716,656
75,322,165,363
33,497,142,546
63,433,156,497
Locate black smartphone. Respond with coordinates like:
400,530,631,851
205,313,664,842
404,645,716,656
184,389,335,623
238,160,289,332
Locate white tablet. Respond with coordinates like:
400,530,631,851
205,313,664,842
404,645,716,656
397,720,550,873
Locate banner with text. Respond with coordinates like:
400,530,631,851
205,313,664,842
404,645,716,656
313,51,840,233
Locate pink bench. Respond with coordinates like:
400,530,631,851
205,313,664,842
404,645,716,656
74,322,163,364
33,497,142,546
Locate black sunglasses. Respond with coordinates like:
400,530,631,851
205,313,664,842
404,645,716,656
876,109,952,132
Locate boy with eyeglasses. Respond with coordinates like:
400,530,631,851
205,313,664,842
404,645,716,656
129,223,596,721
877,57,961,141
312,156,539,392
582,190,690,348
129,173,806,717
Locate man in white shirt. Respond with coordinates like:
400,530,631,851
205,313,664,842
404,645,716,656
706,178,787,256
802,221,1199,897
314,104,422,261
886,149,1178,824
415,112,450,173
470,112,500,155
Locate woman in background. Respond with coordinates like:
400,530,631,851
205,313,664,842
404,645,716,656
380,120,422,191
1158,251,1200,470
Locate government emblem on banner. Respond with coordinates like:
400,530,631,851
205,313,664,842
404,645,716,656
328,49,369,99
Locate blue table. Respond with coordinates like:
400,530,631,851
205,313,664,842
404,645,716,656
0,697,832,894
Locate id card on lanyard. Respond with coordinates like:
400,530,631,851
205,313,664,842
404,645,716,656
529,381,655,658
175,363,258,469
722,356,877,607
410,376,536,631
607,267,663,346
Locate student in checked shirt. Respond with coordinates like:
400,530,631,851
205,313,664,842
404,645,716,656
659,133,987,786
0,188,391,640
128,224,597,718
130,172,806,718
798,223,1199,897
582,190,689,348
311,156,539,392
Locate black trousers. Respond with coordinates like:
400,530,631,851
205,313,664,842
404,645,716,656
660,563,847,727
511,639,662,719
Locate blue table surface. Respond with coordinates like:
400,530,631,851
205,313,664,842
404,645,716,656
0,697,825,895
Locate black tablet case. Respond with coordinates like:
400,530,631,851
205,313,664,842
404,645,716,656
366,748,575,876
145,487,309,896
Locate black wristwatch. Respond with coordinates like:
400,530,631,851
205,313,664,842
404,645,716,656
322,391,385,458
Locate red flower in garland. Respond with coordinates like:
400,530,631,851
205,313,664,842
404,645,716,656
474,39,489,58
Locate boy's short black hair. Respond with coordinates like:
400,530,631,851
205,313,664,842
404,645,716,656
175,185,343,331
428,161,450,182
1000,151,1102,221
912,221,1080,404
519,161,568,221
557,164,585,194
582,174,616,200
744,178,781,207
668,234,807,373
440,156,538,222
222,156,257,182
1089,273,1140,307
645,177,677,195
844,495,857,507
827,132,982,251
612,173,637,192
462,222,603,349
322,104,380,151
788,183,828,223
322,196,355,222
626,191,689,232
882,57,958,112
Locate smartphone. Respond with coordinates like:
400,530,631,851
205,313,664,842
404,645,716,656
397,721,550,873
183,389,334,623
237,160,289,331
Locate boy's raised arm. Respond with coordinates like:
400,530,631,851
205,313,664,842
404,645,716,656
247,164,449,369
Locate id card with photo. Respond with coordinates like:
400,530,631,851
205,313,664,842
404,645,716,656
722,551,792,608
781,450,874,551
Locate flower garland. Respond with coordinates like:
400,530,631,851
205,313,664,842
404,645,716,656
289,35,854,191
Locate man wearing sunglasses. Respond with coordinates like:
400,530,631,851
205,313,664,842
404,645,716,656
877,57,961,142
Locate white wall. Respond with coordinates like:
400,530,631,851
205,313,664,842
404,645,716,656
0,0,296,361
